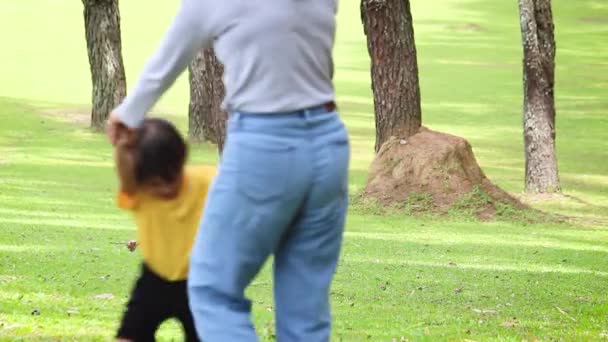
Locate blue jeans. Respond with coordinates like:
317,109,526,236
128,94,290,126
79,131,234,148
188,107,350,341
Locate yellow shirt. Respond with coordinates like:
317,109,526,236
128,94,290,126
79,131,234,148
118,165,216,281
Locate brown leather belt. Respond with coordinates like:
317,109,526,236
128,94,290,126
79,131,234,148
323,101,337,112
236,102,337,116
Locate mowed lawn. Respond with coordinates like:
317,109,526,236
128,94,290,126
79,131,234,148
1,0,607,341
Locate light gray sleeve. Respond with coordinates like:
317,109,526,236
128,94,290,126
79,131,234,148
114,0,214,128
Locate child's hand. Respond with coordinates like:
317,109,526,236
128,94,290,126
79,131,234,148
126,240,137,252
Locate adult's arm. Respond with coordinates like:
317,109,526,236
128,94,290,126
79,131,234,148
113,0,215,128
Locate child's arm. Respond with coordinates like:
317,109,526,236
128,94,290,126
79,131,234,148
115,131,138,195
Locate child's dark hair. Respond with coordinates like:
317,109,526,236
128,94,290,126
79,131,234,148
134,118,187,184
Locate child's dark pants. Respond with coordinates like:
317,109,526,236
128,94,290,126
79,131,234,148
117,263,199,341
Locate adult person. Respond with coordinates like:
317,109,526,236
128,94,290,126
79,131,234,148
106,0,349,340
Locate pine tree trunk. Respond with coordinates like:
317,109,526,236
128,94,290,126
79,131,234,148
83,0,126,131
188,50,209,142
206,50,227,153
188,48,227,153
361,0,422,152
518,0,560,193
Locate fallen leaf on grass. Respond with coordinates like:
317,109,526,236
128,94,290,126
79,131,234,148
0,323,22,331
260,323,275,339
555,306,577,322
454,287,463,293
0,275,17,283
472,308,496,314
524,333,541,342
94,293,114,300
500,320,520,328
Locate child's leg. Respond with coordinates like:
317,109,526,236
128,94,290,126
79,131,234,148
116,264,170,341
179,313,199,342
175,281,200,342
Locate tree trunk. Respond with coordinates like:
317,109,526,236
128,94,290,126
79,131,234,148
361,0,422,152
83,0,127,131
207,50,227,153
518,0,560,193
188,48,227,153
188,50,209,142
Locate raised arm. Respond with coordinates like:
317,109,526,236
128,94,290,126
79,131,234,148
114,132,138,195
112,0,215,129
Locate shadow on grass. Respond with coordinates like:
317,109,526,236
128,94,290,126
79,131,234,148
0,217,126,231
346,231,608,253
341,236,608,275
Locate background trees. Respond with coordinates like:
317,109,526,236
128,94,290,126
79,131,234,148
188,48,227,152
518,0,561,193
83,0,562,190
82,0,126,130
361,0,422,152
361,0,523,216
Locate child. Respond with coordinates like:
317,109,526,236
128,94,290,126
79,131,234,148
113,118,215,342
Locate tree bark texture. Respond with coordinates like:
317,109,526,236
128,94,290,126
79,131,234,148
188,50,208,142
188,48,227,153
361,0,422,152
83,0,127,130
518,0,560,193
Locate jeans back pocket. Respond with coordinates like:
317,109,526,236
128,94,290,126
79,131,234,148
236,141,294,203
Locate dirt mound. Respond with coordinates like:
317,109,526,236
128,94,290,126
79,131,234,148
363,128,525,218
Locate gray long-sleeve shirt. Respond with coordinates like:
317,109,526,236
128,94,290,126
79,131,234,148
114,0,338,128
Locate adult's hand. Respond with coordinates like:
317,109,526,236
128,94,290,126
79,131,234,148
106,112,122,145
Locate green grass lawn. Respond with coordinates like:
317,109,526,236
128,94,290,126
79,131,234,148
1,0,607,340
